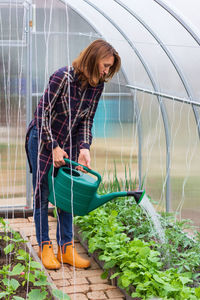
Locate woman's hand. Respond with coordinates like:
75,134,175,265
77,149,91,172
53,146,68,168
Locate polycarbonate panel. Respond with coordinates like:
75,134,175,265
136,92,167,208
164,99,200,227
123,0,200,99
0,30,27,206
32,34,95,94
66,0,153,89
92,85,138,183
164,0,200,32
89,0,189,97
33,0,94,33
0,3,25,41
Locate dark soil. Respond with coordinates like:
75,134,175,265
0,232,52,299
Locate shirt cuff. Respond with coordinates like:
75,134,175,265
79,142,90,150
46,140,59,151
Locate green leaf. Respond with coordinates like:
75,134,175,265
52,289,70,300
34,281,51,287
121,277,131,288
104,260,116,269
28,289,48,300
25,272,36,283
101,270,108,279
0,292,9,299
153,274,165,285
9,263,25,276
30,261,42,269
110,272,120,279
4,243,14,254
13,296,25,300
2,278,9,286
10,278,20,291
131,292,141,298
179,276,192,285
195,287,200,298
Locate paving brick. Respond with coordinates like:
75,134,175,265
20,227,35,236
5,218,28,223
27,217,34,223
63,284,90,294
87,291,108,299
68,293,88,300
87,276,109,284
29,236,37,246
48,215,57,222
106,288,124,298
54,279,70,287
75,269,103,278
49,270,71,280
90,284,116,291
49,228,57,237
108,298,124,300
68,277,88,285
28,216,56,223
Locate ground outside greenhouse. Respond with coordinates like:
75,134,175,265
7,216,126,300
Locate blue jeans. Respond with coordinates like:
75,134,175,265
27,125,72,246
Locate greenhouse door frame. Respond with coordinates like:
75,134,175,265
0,0,33,215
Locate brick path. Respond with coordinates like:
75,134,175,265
7,216,125,300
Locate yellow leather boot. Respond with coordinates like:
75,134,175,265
38,241,61,270
57,241,90,269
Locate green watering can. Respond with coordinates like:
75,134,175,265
48,158,144,216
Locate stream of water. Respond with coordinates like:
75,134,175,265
139,193,166,244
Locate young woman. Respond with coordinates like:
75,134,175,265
25,39,121,270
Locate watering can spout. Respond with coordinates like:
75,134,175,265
88,190,145,212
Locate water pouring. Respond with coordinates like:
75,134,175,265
48,158,144,216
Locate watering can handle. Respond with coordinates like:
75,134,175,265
63,158,102,185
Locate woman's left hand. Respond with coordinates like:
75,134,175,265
77,149,91,172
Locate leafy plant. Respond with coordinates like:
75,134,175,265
74,170,200,299
0,218,70,300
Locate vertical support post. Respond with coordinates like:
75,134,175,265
25,1,32,208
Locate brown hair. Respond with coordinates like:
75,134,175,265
72,39,121,88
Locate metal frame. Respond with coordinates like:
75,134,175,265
25,0,32,208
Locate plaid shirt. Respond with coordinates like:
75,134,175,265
25,66,104,206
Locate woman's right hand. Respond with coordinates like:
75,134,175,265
52,146,68,168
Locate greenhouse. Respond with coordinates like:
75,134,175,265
0,0,200,299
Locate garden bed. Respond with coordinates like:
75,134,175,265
74,225,136,300
74,176,200,300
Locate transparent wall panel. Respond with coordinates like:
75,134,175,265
0,2,27,207
137,93,167,208
122,0,200,99
92,85,138,184
88,0,188,96
164,99,200,227
165,0,200,31
0,4,25,40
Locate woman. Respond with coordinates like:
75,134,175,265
25,39,121,270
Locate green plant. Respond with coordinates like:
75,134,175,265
0,218,70,300
74,170,200,299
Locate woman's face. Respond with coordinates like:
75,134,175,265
98,55,114,79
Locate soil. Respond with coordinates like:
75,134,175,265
0,232,52,299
